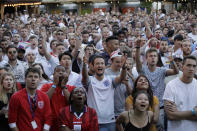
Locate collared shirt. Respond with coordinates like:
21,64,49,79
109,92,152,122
59,105,99,131
4,60,28,82
8,88,52,131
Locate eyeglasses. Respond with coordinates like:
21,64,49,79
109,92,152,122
38,46,42,49
8,51,17,54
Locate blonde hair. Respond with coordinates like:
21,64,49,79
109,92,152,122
0,73,17,104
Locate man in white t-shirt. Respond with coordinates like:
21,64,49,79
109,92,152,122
163,56,197,131
82,55,127,131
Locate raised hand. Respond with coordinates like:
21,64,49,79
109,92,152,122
83,55,88,65
53,74,60,86
61,73,69,88
135,38,141,48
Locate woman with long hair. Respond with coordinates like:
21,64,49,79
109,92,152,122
125,75,159,131
0,72,17,130
32,63,51,89
116,91,153,131
59,87,99,131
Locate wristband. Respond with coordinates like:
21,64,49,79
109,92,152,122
192,108,195,116
51,85,56,89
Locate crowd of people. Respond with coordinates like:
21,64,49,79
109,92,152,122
0,6,196,131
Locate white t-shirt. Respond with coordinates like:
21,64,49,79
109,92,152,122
25,47,39,56
87,75,116,124
163,77,197,131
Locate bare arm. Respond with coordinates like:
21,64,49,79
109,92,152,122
164,100,197,121
114,56,127,85
41,32,52,61
152,103,160,123
46,74,59,99
46,87,56,100
122,77,132,96
71,36,81,59
144,17,153,39
135,39,142,73
81,56,89,90
166,61,179,76
61,73,70,101
116,113,126,131
11,127,19,131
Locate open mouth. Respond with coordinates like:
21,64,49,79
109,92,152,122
98,68,103,71
78,97,83,100
140,104,146,108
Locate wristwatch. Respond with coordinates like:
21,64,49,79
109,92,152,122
51,85,56,89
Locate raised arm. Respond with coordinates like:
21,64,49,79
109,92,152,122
41,32,52,61
135,39,143,73
81,56,89,90
61,73,70,101
122,76,132,95
114,55,127,85
46,74,59,99
166,54,179,76
144,17,153,39
71,34,81,59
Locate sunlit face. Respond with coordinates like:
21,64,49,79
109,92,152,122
71,87,86,105
30,38,38,49
146,51,158,66
2,75,14,92
159,41,168,53
56,31,65,42
181,41,192,56
182,59,196,78
54,66,66,77
50,41,58,50
163,28,169,36
85,46,94,57
13,34,20,43
126,58,133,71
134,93,149,112
59,55,72,69
26,52,36,63
93,58,105,77
25,72,40,90
82,34,89,43
136,76,149,90
111,56,122,71
57,45,66,55
7,48,18,61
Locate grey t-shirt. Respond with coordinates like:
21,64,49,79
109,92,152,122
141,65,166,107
105,68,131,117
